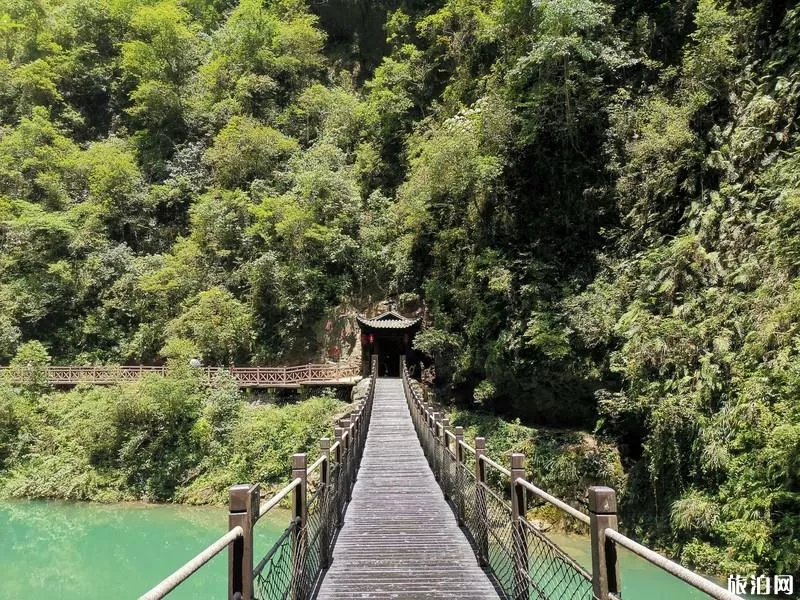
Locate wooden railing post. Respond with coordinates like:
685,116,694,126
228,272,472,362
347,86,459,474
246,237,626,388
426,405,435,468
359,401,367,444
510,453,529,600
475,437,489,566
454,426,465,524
352,407,361,448
589,486,620,600
334,427,343,462
431,412,441,480
340,418,353,501
347,419,356,500
441,416,450,498
319,438,331,569
340,418,351,454
334,426,344,526
228,483,259,600
291,454,308,600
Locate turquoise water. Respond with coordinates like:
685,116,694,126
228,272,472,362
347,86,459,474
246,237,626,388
545,532,711,599
487,534,720,600
547,532,784,600
0,500,288,599
0,500,787,599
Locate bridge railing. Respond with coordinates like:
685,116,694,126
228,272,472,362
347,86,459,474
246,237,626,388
401,364,741,600
139,356,377,600
0,363,361,387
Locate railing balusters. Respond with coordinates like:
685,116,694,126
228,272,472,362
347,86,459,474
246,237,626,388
16,362,362,388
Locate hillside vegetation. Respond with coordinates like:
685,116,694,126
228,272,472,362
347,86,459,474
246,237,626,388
0,0,798,576
0,354,343,503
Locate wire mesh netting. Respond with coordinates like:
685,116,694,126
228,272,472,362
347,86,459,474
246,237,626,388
252,372,374,600
253,462,356,600
299,488,324,596
254,521,297,600
439,442,458,501
483,481,517,596
458,462,485,558
254,488,328,600
522,520,594,600
402,366,597,600
323,461,343,550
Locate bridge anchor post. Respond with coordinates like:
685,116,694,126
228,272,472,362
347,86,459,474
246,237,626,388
454,426,465,525
510,453,529,600
589,486,620,600
319,438,331,569
228,483,259,600
431,412,441,481
474,437,489,566
441,417,451,499
334,427,344,526
290,454,308,600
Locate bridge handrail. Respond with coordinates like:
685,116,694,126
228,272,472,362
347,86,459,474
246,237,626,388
458,439,476,454
253,518,298,577
516,478,591,526
478,453,511,477
307,454,326,475
603,528,741,600
400,363,742,600
138,356,378,600
258,478,301,518
139,525,244,600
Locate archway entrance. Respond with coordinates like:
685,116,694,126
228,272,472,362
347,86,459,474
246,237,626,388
357,310,422,378
377,336,403,377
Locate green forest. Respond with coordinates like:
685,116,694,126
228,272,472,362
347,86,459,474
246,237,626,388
0,0,798,579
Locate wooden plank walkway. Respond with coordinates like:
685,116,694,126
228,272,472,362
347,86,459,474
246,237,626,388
316,378,500,600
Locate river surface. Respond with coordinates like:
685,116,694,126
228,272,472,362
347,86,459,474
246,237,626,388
547,532,779,600
0,499,288,599
0,500,781,599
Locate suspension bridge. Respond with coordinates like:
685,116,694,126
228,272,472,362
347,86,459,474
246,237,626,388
139,356,742,600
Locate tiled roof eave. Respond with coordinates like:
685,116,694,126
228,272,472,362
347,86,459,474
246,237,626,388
356,315,422,330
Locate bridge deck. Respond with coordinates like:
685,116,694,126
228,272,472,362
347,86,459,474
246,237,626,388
316,378,499,600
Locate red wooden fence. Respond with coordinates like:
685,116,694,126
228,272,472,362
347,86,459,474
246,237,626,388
0,364,362,388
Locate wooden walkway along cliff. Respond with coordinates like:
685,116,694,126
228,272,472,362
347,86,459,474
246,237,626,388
315,378,499,599
0,363,361,388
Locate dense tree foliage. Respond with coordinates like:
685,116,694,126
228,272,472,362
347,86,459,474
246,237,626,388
0,0,798,575
0,366,343,502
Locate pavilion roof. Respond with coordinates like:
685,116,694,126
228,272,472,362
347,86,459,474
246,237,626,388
356,310,422,330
